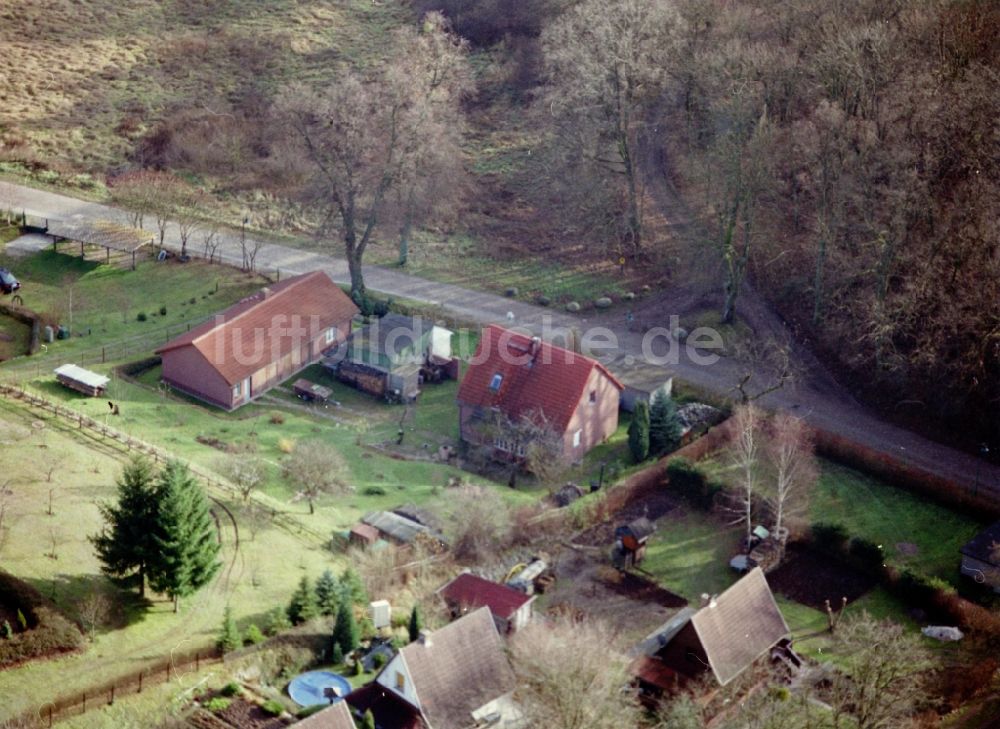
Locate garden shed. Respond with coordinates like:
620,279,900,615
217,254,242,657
54,364,109,396
959,521,1000,592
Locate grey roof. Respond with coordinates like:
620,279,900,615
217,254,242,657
629,607,698,659
960,521,1000,567
47,219,152,252
351,314,432,358
689,567,790,685
54,364,110,389
399,607,516,729
363,510,432,544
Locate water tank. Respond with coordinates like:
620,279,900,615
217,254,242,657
369,600,391,630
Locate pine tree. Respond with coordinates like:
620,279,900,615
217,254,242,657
627,401,650,463
90,457,159,597
360,709,376,729
332,599,359,656
315,569,340,616
266,606,291,636
147,461,221,612
217,606,240,653
287,576,319,625
649,391,681,456
340,567,367,605
331,641,344,665
408,605,423,643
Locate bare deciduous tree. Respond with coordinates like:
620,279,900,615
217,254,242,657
447,484,512,564
78,587,112,640
728,404,760,550
282,440,349,515
828,612,931,729
510,617,644,729
201,224,222,262
216,453,267,504
482,410,565,487
763,412,817,547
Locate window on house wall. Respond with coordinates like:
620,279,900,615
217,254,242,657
589,390,597,403
325,326,338,344
396,671,405,691
573,429,582,448
233,381,242,398
489,373,503,392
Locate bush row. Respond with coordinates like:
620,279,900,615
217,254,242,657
0,572,84,667
665,457,724,510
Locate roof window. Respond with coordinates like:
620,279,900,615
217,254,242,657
489,373,503,392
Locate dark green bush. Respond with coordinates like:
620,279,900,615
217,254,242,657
810,522,849,554
220,682,242,697
0,572,83,667
665,458,717,510
136,312,147,322
244,624,265,646
848,537,885,575
261,699,285,717
159,305,167,316
204,697,231,713
372,652,388,669
362,486,387,496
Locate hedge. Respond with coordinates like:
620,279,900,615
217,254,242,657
665,457,723,510
0,571,83,667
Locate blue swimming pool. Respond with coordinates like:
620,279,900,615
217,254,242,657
287,670,353,707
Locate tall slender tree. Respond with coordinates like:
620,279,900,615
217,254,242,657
315,569,340,617
90,457,159,598
627,401,650,462
332,599,360,656
408,605,423,643
648,391,681,456
147,461,221,612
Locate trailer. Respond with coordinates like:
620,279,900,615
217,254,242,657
292,378,333,403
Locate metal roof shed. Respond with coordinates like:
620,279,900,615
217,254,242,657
54,364,110,396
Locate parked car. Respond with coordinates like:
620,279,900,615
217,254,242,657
0,268,19,295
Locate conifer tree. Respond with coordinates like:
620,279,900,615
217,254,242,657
217,606,240,652
332,599,359,656
90,457,159,597
408,605,423,643
315,569,340,616
147,461,221,612
627,401,650,463
649,391,682,456
287,576,319,625
340,567,367,605
360,709,376,729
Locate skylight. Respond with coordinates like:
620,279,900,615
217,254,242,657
489,373,503,392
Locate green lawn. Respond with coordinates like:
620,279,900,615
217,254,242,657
812,461,986,584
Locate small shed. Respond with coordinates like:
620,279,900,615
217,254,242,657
959,521,1000,592
350,523,381,549
293,378,333,403
54,364,110,397
613,517,656,569
46,219,152,270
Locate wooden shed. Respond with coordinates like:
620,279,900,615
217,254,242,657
54,364,110,397
613,517,656,569
350,523,381,549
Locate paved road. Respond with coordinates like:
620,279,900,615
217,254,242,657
2,179,998,501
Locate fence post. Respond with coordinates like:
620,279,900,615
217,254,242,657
109,684,114,705
138,671,143,693
48,705,53,728
82,692,86,713
102,347,105,363
167,661,171,682
196,651,200,671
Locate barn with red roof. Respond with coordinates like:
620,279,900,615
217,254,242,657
156,270,357,410
456,325,623,462
437,572,535,634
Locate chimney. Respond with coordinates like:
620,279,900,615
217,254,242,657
262,287,272,299
418,629,433,647
699,593,711,608
530,336,541,358
708,595,718,609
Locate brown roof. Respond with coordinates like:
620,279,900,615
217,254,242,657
295,700,355,729
438,573,534,620
156,271,358,385
457,325,623,435
350,523,380,544
690,567,790,685
400,607,516,729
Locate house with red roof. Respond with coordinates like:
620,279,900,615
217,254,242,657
437,572,535,635
456,325,623,463
156,271,358,410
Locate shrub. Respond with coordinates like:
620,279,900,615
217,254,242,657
331,642,344,665
287,576,319,625
189,297,197,304
137,312,147,322
665,458,717,510
244,624,265,646
204,697,231,713
848,537,885,575
217,607,240,653
894,569,954,608
372,652,387,670
265,606,291,636
810,522,849,554
220,682,242,697
261,699,285,717
269,412,285,425
372,298,391,317
627,402,650,463
362,485,387,496
277,438,295,454
159,305,167,316
0,621,11,639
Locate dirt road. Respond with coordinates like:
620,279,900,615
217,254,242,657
1,178,997,502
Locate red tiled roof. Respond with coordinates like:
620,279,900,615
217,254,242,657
456,325,623,433
156,271,358,385
438,573,533,620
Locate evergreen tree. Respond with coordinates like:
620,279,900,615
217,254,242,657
315,569,340,616
217,606,240,653
266,606,291,636
147,461,221,612
332,599,359,656
359,709,376,729
627,401,650,463
90,457,159,597
331,642,344,665
649,391,681,456
340,567,367,605
287,576,319,625
408,605,423,643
